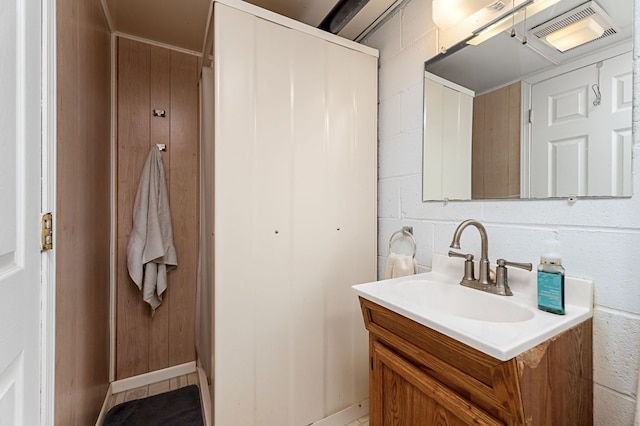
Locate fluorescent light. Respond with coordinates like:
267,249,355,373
467,0,562,46
467,13,515,45
432,0,496,30
545,17,605,52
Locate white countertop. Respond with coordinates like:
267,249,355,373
352,253,593,361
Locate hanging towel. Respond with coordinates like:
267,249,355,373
127,147,177,312
384,253,417,279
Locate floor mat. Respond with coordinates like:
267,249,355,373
103,384,204,426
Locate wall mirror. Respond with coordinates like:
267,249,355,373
422,0,633,201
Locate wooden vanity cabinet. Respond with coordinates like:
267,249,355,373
359,297,593,425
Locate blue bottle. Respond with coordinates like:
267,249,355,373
537,240,565,315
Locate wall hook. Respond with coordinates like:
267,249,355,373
592,62,602,106
156,144,167,152
152,109,166,118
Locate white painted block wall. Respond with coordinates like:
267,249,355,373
362,0,640,423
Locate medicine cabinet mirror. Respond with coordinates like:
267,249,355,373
422,0,633,201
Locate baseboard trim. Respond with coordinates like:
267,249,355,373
196,362,212,426
310,399,369,426
110,361,197,394
94,383,114,426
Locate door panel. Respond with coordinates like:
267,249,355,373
0,0,42,424
530,52,632,198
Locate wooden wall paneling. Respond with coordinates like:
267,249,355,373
472,96,486,199
148,46,172,372
483,86,510,199
116,38,152,379
116,38,199,379
55,0,111,423
167,50,199,366
472,82,522,199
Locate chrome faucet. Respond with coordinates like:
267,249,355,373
448,219,532,296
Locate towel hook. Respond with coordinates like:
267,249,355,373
388,226,417,258
156,144,167,152
592,61,603,106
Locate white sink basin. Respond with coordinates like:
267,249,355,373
393,280,535,323
352,254,593,361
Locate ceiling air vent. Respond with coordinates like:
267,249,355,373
530,1,620,53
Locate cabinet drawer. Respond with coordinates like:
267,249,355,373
372,340,504,426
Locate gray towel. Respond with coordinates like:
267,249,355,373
127,147,177,312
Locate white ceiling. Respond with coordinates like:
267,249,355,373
425,0,633,94
102,0,400,52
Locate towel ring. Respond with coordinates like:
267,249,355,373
389,226,417,258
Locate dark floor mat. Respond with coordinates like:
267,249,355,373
103,384,204,426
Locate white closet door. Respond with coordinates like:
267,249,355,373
288,29,330,425
214,6,258,426
214,3,376,426
324,41,377,415
423,73,473,201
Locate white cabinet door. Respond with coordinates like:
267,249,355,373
0,0,43,424
213,3,376,426
423,72,473,201
530,52,632,198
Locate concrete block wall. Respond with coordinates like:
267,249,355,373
362,0,640,423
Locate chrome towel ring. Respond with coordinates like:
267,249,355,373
388,226,417,258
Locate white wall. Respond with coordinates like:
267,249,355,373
362,0,640,424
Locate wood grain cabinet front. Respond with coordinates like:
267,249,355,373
360,297,593,426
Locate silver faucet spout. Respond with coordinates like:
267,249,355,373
450,219,491,285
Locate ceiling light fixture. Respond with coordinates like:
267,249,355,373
432,0,498,30
532,1,619,53
467,0,561,46
545,16,605,51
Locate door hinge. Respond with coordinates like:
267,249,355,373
41,213,53,251
528,108,533,124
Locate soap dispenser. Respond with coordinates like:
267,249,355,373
537,240,565,315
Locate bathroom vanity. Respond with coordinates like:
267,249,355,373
354,254,593,425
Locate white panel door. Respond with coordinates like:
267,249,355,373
530,52,632,198
0,0,43,425
423,73,473,201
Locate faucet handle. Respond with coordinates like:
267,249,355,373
494,259,533,296
497,259,533,271
448,251,476,282
448,250,474,261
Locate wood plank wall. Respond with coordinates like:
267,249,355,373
472,81,521,199
55,0,111,424
116,37,199,380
